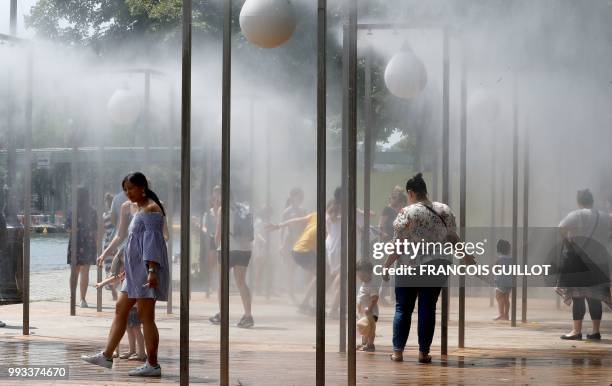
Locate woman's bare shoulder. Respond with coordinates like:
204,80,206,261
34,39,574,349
143,201,162,213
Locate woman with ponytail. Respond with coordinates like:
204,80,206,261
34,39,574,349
82,172,169,377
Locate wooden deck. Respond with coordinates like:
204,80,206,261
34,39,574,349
1,291,611,385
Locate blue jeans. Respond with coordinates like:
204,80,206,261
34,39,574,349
392,286,442,354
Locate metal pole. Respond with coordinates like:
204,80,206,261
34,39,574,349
489,129,497,308
179,0,192,383
220,0,232,383
316,1,327,385
521,124,529,323
511,73,518,328
362,48,372,262
167,86,176,315
70,128,78,317
96,147,104,312
458,48,467,349
347,0,358,383
22,47,33,335
143,70,151,166
265,111,272,300
339,23,349,354
10,0,17,36
440,27,450,357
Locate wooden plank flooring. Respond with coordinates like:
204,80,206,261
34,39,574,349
1,291,611,385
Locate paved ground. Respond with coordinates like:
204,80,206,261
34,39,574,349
1,269,611,385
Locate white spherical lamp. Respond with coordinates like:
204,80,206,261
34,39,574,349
468,88,500,125
240,0,297,49
107,88,142,126
384,42,428,99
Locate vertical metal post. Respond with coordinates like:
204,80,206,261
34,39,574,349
432,155,439,201
347,0,358,384
143,70,151,166
220,0,232,383
70,128,78,317
521,125,529,323
167,86,176,315
179,0,192,384
10,0,17,36
7,0,17,239
316,1,327,385
458,48,467,349
440,27,450,357
22,47,33,335
339,24,349,354
265,110,272,299
489,130,497,308
96,147,104,312
362,48,372,262
511,73,518,328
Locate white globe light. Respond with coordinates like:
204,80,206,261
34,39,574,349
384,43,428,99
107,88,142,126
468,88,500,124
240,0,297,49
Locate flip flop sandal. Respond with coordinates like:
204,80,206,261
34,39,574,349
119,352,134,359
128,353,147,361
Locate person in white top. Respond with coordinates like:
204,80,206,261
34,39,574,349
209,193,255,329
557,189,612,341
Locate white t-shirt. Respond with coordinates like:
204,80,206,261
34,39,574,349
217,206,253,252
559,208,612,247
325,213,364,272
357,275,382,317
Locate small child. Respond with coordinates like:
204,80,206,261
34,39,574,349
120,304,146,361
494,239,513,321
94,253,146,361
356,259,381,352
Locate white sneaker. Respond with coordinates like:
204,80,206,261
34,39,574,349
80,299,88,308
128,362,161,377
81,352,113,369
0,321,6,327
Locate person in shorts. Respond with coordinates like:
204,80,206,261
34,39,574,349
494,239,513,321
209,197,255,328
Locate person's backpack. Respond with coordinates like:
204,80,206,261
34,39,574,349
232,202,254,241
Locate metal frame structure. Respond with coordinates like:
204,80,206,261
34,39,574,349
1,19,33,335
343,21,466,369
3,0,536,384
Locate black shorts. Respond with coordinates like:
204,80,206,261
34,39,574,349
292,250,316,272
218,250,252,268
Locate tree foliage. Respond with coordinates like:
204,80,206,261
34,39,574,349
25,0,439,149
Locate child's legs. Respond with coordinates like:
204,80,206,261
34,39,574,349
503,293,510,316
79,264,90,300
134,324,145,355
367,320,377,345
495,290,505,315
233,265,252,316
126,326,136,352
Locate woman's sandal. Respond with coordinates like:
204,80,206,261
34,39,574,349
128,353,147,361
389,352,403,362
418,353,432,364
119,352,134,359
